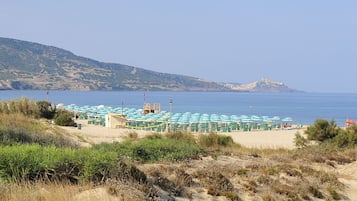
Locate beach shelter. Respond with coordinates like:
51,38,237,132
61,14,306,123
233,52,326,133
105,113,127,128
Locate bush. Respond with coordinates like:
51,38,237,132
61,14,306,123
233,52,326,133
333,125,357,148
93,137,205,163
164,131,196,144
305,119,339,143
199,133,234,148
132,138,204,162
36,101,56,119
294,132,308,148
54,109,75,126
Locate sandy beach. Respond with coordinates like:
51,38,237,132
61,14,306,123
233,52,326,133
62,119,301,149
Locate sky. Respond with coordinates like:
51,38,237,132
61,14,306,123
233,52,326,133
1,0,357,93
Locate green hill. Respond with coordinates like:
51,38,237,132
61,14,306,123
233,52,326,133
0,37,299,92
0,37,227,91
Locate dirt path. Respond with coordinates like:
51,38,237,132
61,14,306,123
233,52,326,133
336,161,357,200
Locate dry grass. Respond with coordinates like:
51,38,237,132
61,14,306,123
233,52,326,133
0,181,94,201
1,148,353,201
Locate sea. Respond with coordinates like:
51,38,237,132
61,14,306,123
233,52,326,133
1,90,357,126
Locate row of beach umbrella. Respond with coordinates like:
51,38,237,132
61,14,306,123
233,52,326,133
59,104,293,125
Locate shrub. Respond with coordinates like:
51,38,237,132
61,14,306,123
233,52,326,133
54,109,75,126
294,132,308,148
309,185,324,199
36,101,56,119
305,119,339,143
93,137,205,163
128,131,138,139
198,133,234,148
130,138,204,162
333,125,357,148
165,131,196,144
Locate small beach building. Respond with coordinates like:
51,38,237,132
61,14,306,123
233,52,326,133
143,103,161,114
105,113,127,128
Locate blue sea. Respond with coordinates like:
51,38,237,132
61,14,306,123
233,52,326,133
1,90,357,126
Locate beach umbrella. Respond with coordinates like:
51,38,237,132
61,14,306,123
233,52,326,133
282,117,293,122
241,118,253,123
250,115,262,122
263,118,273,122
272,116,281,121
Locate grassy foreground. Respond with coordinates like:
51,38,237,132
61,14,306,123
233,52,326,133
0,98,357,200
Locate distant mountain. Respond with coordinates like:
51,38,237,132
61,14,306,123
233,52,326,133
0,37,299,92
224,78,300,92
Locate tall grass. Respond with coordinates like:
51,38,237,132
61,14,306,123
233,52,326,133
0,144,119,183
0,97,39,116
93,137,205,163
0,113,77,147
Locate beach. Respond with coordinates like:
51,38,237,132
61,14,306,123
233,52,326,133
62,119,301,149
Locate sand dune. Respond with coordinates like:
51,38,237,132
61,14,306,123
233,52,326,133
61,121,357,200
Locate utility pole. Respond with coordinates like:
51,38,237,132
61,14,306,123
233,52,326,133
121,101,124,115
169,98,173,132
46,91,49,102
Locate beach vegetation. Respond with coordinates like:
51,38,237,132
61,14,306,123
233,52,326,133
306,119,339,142
0,144,119,183
0,113,77,148
295,119,357,149
54,109,75,126
198,132,235,148
294,132,309,148
0,97,39,116
334,125,357,148
36,100,56,119
93,134,204,163
0,98,76,127
1,103,356,201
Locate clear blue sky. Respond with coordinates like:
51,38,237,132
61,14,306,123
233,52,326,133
1,0,357,92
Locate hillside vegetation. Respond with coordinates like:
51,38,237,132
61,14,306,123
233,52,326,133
0,37,226,91
0,37,298,92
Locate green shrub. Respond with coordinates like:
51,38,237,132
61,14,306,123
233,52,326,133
164,131,196,144
333,125,357,148
54,109,75,126
36,101,56,119
199,133,234,148
93,137,205,163
131,139,204,162
327,186,341,200
218,135,234,146
294,132,308,148
305,119,339,143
